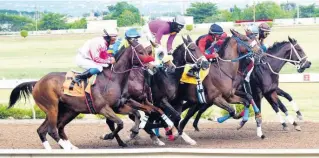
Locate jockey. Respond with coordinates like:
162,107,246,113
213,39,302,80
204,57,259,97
187,23,226,77
196,23,225,60
115,28,142,52
148,15,186,53
246,23,271,52
258,23,271,52
73,28,118,84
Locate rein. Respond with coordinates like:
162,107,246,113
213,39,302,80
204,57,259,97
217,36,255,63
175,42,207,69
111,43,146,74
264,43,308,75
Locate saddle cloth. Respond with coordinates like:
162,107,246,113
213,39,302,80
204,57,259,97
180,64,210,84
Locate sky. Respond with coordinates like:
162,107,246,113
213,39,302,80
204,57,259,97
0,0,318,16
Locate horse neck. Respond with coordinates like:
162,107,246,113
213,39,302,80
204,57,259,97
223,38,240,60
266,44,291,73
102,47,133,89
173,47,187,81
153,70,178,100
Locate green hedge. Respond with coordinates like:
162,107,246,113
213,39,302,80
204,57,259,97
181,103,255,119
0,104,84,119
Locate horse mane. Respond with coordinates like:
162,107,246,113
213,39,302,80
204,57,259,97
267,41,290,54
217,37,231,58
114,46,126,62
172,44,184,62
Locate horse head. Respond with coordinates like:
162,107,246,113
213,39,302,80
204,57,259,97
113,39,155,73
173,35,209,70
287,36,311,73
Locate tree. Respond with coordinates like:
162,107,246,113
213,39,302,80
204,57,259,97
231,5,242,21
204,10,232,22
68,18,87,29
20,30,28,38
0,14,34,31
186,2,218,23
39,13,67,30
185,24,193,31
241,6,254,20
281,2,297,11
117,10,137,26
103,2,142,26
299,4,316,18
255,1,283,19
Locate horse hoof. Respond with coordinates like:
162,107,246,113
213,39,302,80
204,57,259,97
100,133,114,140
261,135,266,139
283,127,289,131
153,139,165,146
194,127,200,132
297,115,303,121
295,125,302,131
120,143,128,147
71,145,79,150
237,121,247,130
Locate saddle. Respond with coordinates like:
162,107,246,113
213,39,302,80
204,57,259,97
62,71,97,114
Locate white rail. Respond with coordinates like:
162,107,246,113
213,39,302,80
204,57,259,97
0,149,318,158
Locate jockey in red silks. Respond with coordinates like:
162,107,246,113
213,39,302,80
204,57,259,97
73,28,119,84
187,24,227,77
148,16,186,53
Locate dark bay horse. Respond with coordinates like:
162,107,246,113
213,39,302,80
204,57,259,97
178,30,266,140
130,36,210,146
101,40,178,146
191,35,311,133
8,40,156,150
248,36,311,131
101,36,207,146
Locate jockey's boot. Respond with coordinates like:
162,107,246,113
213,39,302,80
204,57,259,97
73,69,93,86
187,67,198,77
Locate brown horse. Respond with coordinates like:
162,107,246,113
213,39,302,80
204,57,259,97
177,29,266,141
105,36,210,146
8,40,156,150
101,40,178,146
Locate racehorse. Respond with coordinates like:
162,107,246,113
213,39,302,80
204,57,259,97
101,36,207,146
249,36,311,130
178,29,266,140
191,36,311,133
8,40,157,150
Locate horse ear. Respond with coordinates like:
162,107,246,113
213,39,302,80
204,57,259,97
182,36,188,44
150,40,157,47
230,29,236,36
288,36,293,43
187,35,193,42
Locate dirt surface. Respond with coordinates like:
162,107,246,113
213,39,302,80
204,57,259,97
0,119,318,149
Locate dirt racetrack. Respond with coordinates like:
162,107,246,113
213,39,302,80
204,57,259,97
0,119,318,149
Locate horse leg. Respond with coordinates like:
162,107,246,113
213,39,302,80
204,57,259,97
193,104,211,131
104,119,128,147
176,103,198,146
37,117,51,150
57,104,79,150
230,91,265,138
215,96,236,123
276,88,302,120
275,95,301,131
99,105,124,142
264,93,288,131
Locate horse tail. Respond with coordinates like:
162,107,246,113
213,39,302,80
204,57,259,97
8,81,37,109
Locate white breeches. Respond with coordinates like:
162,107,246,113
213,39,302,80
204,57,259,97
75,54,107,72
